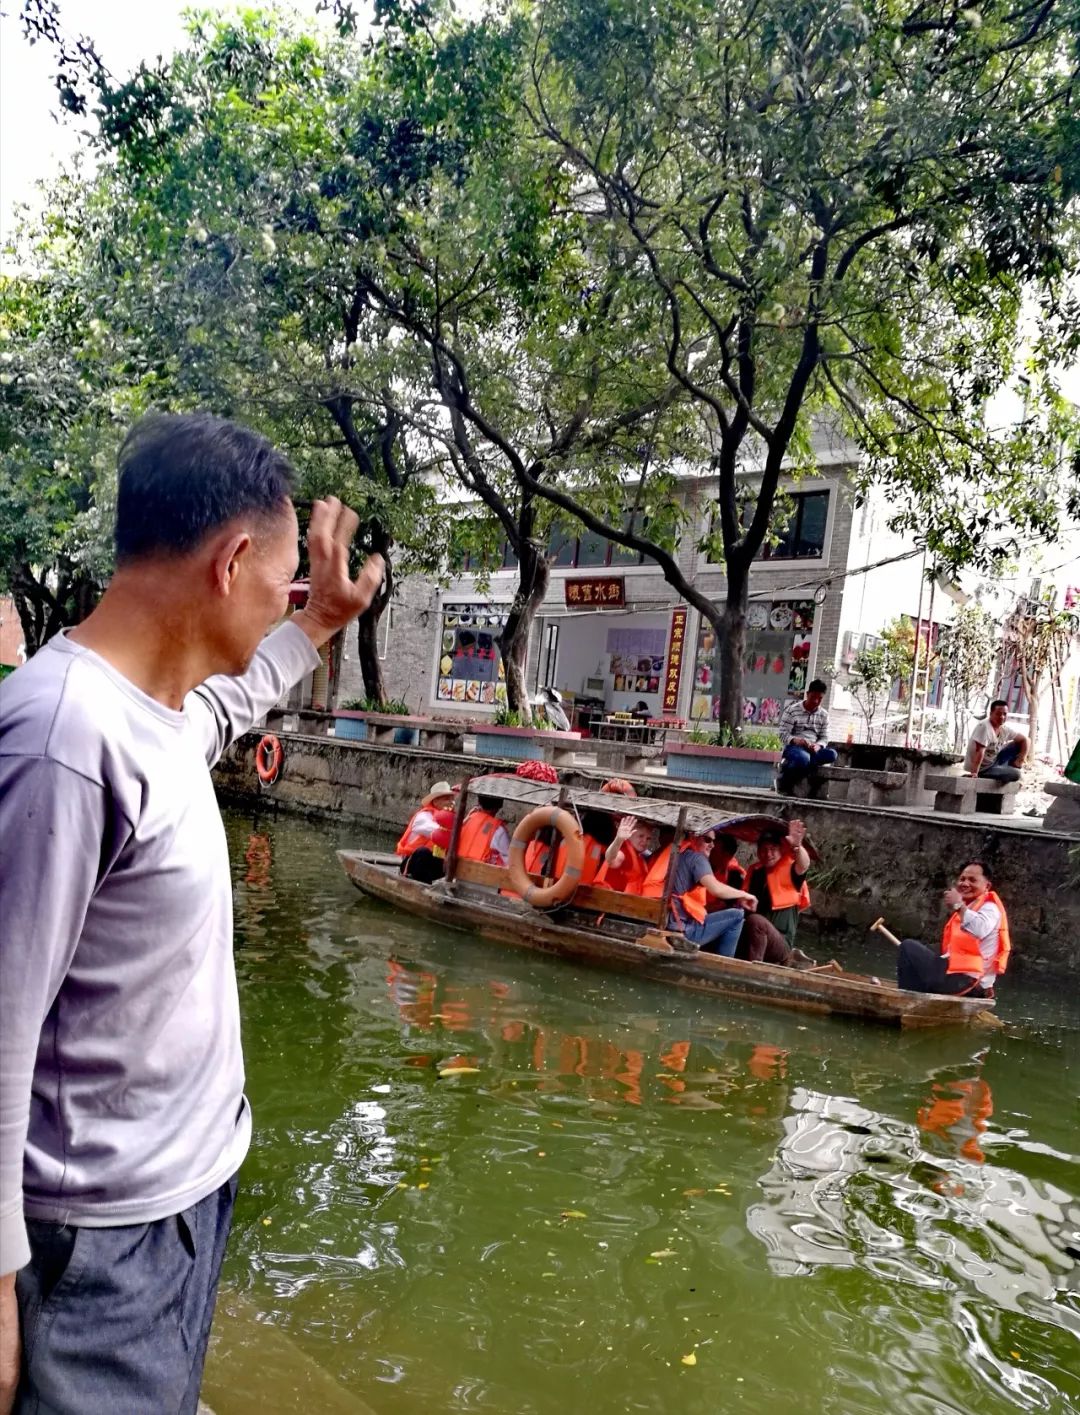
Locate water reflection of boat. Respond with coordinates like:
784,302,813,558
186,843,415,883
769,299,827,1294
339,775,996,1030
746,1082,1078,1341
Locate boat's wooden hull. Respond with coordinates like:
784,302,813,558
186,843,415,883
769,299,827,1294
337,851,997,1029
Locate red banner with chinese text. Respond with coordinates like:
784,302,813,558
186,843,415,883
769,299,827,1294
662,606,688,713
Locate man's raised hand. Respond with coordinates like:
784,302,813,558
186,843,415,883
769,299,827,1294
294,498,385,649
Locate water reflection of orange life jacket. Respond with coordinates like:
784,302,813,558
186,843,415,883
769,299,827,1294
917,1079,993,1163
458,808,503,864
595,841,647,894
642,843,709,925
395,807,454,859
941,891,1011,978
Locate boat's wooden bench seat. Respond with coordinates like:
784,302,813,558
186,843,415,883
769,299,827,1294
924,773,1019,816
449,858,667,925
814,765,908,807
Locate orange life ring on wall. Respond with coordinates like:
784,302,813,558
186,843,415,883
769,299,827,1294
507,808,585,909
256,734,284,785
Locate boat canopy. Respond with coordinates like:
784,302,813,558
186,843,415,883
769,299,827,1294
464,773,787,843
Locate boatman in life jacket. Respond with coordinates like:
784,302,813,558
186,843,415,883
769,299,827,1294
641,829,758,955
895,860,1010,998
745,822,812,950
457,794,512,867
396,780,457,883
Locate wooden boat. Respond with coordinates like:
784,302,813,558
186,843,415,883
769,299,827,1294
337,775,997,1029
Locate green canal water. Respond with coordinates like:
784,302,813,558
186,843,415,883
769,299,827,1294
204,809,1080,1415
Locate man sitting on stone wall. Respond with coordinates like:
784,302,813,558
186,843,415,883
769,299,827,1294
776,679,838,795
964,700,1028,783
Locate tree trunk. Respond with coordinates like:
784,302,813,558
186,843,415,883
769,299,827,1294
499,543,549,723
714,561,750,733
1026,676,1040,753
355,527,394,707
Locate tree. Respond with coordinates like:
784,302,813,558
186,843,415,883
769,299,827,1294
1000,589,1079,749
509,0,1080,729
847,619,914,743
14,16,453,694
0,177,139,653
938,604,996,750
38,10,685,718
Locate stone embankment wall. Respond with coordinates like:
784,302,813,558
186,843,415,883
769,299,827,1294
216,733,1080,978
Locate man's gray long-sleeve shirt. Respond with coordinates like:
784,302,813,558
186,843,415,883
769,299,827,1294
0,622,319,1273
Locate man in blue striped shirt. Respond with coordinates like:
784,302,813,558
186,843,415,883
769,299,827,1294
777,679,837,794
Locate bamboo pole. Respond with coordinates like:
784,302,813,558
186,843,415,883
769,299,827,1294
442,776,472,887
659,805,689,919
905,547,928,747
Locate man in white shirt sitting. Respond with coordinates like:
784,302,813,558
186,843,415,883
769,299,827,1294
964,699,1028,782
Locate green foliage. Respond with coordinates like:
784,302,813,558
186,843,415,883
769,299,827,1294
938,604,997,749
340,695,411,714
518,0,1080,725
848,618,915,743
493,706,525,727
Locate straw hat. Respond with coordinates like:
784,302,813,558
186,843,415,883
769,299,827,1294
422,780,456,807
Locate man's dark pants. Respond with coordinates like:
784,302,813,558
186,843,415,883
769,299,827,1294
978,739,1023,783
777,743,838,791
896,939,986,997
15,1175,236,1414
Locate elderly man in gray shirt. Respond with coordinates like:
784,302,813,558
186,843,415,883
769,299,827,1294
0,413,382,1414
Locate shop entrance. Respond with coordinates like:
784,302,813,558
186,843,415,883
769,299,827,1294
538,609,672,734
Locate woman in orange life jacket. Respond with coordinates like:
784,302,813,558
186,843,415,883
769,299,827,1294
894,860,1010,998
744,821,812,951
527,809,612,887
596,815,652,893
661,829,759,955
708,833,816,968
396,780,457,883
457,794,512,867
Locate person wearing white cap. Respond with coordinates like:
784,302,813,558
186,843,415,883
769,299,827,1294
396,781,458,882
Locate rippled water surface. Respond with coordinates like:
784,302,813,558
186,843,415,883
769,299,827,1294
204,810,1080,1415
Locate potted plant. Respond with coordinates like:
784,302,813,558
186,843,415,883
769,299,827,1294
473,707,580,762
332,697,370,741
332,697,418,744
665,725,782,788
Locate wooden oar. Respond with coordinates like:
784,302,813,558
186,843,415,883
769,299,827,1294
869,916,903,948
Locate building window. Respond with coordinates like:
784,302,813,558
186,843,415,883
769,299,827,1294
436,602,508,706
544,518,646,569
708,490,830,563
690,599,817,723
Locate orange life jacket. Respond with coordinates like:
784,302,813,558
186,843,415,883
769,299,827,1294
941,890,1010,979
395,807,453,859
554,834,606,888
640,846,673,899
670,842,710,926
458,809,503,865
639,843,708,922
760,858,811,912
524,837,554,877
595,840,648,894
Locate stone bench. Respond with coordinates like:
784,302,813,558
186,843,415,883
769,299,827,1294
590,739,651,774
814,765,909,807
1044,779,1080,834
924,773,1020,816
